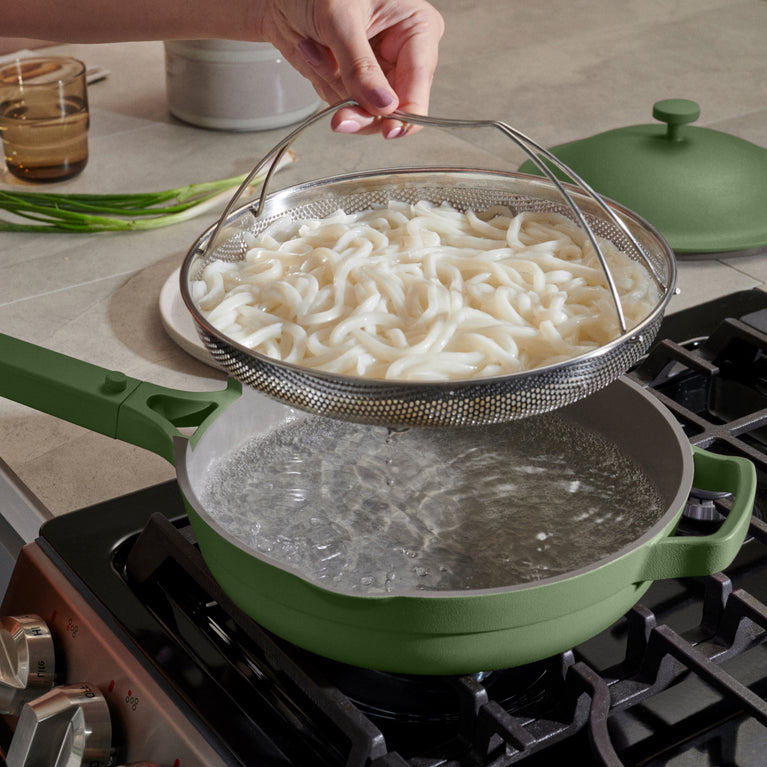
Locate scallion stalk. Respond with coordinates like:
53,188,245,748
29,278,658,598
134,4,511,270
0,152,295,233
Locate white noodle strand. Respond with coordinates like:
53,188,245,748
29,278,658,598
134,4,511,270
194,201,657,381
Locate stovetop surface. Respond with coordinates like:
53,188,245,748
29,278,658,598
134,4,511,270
36,288,767,766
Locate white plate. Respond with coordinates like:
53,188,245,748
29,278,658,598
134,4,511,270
159,268,222,370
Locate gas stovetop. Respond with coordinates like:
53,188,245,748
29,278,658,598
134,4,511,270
6,289,767,766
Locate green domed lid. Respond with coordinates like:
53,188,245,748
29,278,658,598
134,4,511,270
518,99,767,254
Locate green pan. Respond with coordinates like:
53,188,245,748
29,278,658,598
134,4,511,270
0,332,756,675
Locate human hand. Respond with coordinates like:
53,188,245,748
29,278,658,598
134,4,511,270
257,0,444,137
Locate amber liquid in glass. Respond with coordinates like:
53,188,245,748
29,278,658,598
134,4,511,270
1,95,89,182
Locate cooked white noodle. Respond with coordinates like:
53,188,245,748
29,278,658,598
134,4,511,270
193,201,658,381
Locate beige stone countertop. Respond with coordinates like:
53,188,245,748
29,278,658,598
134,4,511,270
1,0,766,518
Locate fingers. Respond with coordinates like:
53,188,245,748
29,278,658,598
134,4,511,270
330,105,408,138
294,34,400,136
264,0,443,138
296,29,404,137
334,2,443,138
318,9,400,119
381,9,444,119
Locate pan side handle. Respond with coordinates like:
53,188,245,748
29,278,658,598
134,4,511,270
0,333,241,465
638,448,756,582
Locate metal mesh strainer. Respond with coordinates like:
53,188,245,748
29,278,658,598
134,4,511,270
180,103,676,427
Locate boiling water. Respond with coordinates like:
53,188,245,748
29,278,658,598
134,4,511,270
201,415,665,593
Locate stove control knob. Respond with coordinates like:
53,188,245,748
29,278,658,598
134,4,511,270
0,614,55,715
5,683,112,767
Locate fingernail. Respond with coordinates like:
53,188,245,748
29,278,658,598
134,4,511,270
384,123,408,139
335,119,361,134
367,86,397,110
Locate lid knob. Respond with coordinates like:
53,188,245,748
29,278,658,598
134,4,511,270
652,99,701,141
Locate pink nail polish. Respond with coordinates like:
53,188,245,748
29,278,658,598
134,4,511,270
384,124,408,139
368,87,396,110
335,119,360,134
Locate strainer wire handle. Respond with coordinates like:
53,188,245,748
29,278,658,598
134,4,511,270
207,101,352,256
396,112,665,289
207,100,665,335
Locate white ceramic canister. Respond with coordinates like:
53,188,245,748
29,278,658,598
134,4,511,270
164,40,321,131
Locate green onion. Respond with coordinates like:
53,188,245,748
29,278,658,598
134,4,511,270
0,151,295,233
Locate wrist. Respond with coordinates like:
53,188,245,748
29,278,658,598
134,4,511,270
239,0,271,43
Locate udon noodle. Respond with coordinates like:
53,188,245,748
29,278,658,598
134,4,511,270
192,201,658,381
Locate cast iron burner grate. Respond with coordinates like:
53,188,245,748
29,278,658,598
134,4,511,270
629,302,767,528
37,289,767,766
114,509,767,767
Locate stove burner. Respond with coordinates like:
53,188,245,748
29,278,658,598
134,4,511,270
319,660,553,721
683,488,730,522
313,657,557,759
675,487,742,541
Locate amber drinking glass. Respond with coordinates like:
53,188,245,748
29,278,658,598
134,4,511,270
0,57,89,182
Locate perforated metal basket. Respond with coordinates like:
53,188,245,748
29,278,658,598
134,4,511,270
180,104,676,427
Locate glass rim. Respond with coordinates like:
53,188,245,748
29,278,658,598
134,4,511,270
0,56,87,88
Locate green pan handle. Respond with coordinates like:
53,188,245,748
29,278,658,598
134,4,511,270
0,333,241,464
639,447,756,581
